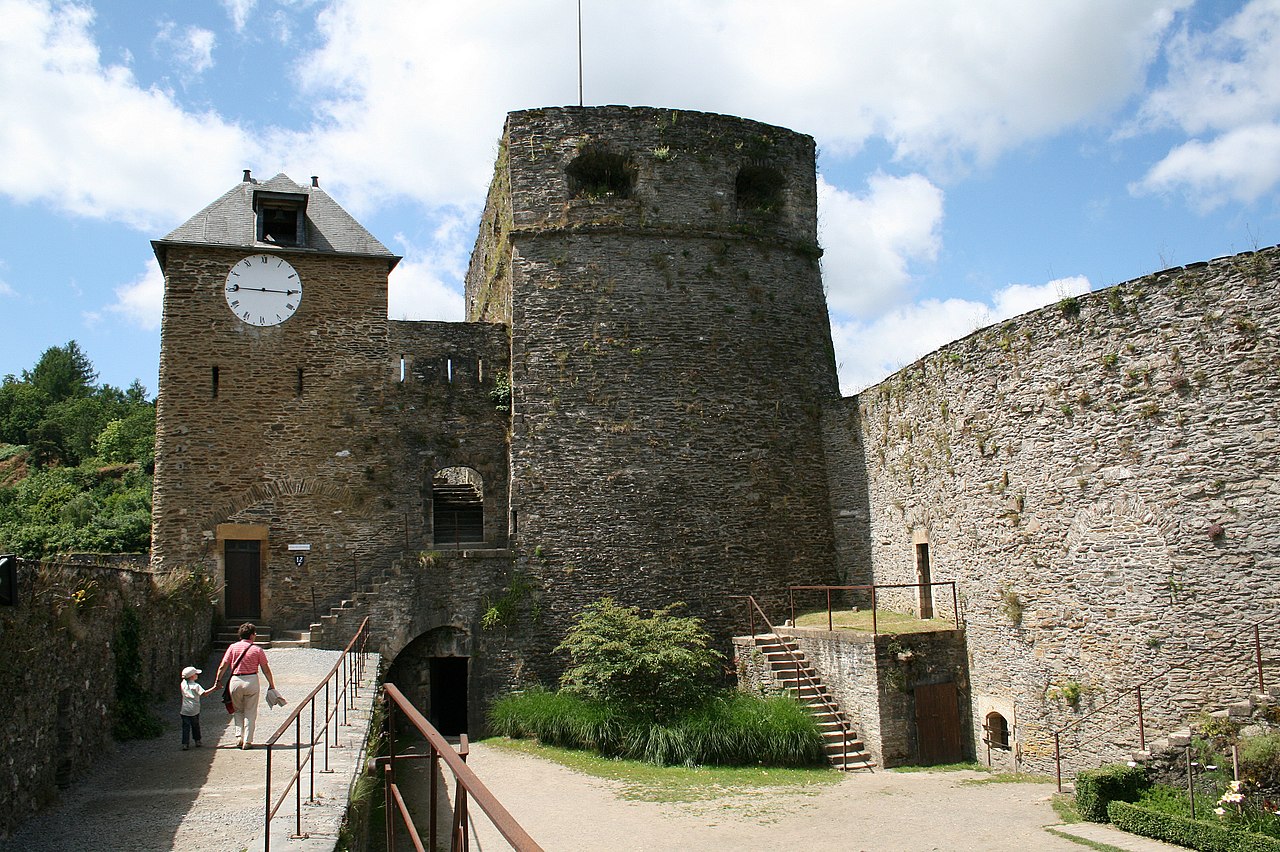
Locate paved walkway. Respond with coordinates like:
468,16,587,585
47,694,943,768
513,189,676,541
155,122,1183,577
0,647,380,852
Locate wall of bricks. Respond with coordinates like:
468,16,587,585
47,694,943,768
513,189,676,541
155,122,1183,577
848,246,1280,774
0,560,211,836
467,107,846,683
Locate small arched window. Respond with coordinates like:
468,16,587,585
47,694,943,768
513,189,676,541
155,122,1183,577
735,165,784,213
984,712,1010,749
566,147,635,200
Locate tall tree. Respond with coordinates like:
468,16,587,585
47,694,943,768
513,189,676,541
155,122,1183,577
23,341,98,403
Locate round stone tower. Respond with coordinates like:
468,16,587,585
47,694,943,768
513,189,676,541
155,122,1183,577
465,106,843,672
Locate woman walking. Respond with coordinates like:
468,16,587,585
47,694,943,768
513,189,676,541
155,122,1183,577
214,623,277,749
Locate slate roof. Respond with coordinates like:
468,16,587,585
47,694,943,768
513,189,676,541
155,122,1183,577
155,173,398,263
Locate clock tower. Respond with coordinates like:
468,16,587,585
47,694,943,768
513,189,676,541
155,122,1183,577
151,171,402,626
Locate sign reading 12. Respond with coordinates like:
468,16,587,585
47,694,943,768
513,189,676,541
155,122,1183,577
224,254,302,326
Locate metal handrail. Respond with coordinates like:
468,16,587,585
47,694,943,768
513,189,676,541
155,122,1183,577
787,582,962,634
382,682,543,852
731,594,857,768
262,617,372,851
1051,614,1280,792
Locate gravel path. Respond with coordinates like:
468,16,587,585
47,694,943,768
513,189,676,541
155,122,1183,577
0,648,365,852
450,742,1147,852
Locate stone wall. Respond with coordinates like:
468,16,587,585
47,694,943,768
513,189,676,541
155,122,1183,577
469,106,846,684
851,246,1280,774
0,559,212,837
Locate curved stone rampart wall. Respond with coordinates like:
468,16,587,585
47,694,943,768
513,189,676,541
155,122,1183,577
854,246,1280,772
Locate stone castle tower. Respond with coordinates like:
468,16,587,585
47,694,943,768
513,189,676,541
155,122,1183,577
152,106,845,725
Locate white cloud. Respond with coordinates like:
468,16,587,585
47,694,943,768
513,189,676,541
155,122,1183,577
818,173,943,316
155,22,216,77
1136,124,1280,210
221,0,257,33
0,0,256,230
1133,0,1280,207
0,280,14,297
832,275,1092,394
106,259,164,330
281,0,1187,212
386,209,474,321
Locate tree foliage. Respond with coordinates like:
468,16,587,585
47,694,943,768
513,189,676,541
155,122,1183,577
556,598,724,722
0,342,154,558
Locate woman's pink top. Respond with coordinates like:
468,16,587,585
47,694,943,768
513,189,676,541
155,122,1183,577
221,640,268,675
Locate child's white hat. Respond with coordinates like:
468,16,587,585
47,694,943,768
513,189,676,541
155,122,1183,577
182,666,201,679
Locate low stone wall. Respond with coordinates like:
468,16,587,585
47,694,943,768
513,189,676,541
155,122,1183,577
0,558,213,838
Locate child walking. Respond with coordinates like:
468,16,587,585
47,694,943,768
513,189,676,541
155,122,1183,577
179,666,210,750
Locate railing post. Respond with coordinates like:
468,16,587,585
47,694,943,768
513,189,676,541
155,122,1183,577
265,744,273,852
826,588,832,632
384,763,396,852
789,588,795,627
1187,745,1196,820
294,715,303,838
951,582,959,628
1054,732,1062,793
430,741,439,852
1136,685,1146,752
871,587,878,635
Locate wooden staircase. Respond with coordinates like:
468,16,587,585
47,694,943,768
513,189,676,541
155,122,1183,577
755,633,875,771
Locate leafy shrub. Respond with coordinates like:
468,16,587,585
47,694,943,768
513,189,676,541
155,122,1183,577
1108,800,1280,852
1075,763,1148,822
1240,733,1280,789
557,598,723,722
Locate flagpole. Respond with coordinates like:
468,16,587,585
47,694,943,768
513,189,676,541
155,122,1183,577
578,0,584,106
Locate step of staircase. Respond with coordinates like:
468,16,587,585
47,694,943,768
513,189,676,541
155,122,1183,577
752,633,876,771
213,624,274,651
271,629,311,648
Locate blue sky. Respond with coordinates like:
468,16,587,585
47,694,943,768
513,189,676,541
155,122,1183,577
1,0,1277,396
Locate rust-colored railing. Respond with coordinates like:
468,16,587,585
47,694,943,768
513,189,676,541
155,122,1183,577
262,617,372,851
731,594,858,768
787,582,961,634
1052,615,1280,792
381,682,543,852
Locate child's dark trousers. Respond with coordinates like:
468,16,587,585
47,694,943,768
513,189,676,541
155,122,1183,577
181,713,202,746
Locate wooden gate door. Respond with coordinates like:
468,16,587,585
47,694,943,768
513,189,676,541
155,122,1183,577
915,681,962,765
224,540,261,619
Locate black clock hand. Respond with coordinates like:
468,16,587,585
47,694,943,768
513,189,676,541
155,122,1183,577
225,284,300,295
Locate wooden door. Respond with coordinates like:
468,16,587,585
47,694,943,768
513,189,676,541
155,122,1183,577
915,681,962,765
224,540,261,619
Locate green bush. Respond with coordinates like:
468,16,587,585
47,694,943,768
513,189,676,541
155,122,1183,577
556,598,722,722
1108,800,1280,852
488,688,825,767
1075,763,1148,822
1240,732,1280,789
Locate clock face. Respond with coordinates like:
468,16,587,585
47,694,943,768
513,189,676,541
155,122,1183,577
224,254,302,326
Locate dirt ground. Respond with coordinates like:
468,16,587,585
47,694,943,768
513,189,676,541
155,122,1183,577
435,742,1091,852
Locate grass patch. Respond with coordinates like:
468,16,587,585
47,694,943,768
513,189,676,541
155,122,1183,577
1052,793,1083,823
959,771,1055,786
1044,827,1128,852
489,687,826,767
483,736,841,802
793,609,955,634
890,761,990,773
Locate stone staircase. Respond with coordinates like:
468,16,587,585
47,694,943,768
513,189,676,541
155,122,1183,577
213,623,274,651
309,554,418,647
1131,688,1280,764
754,633,875,771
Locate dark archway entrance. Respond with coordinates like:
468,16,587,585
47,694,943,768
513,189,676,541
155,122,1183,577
385,626,472,736
429,658,469,736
